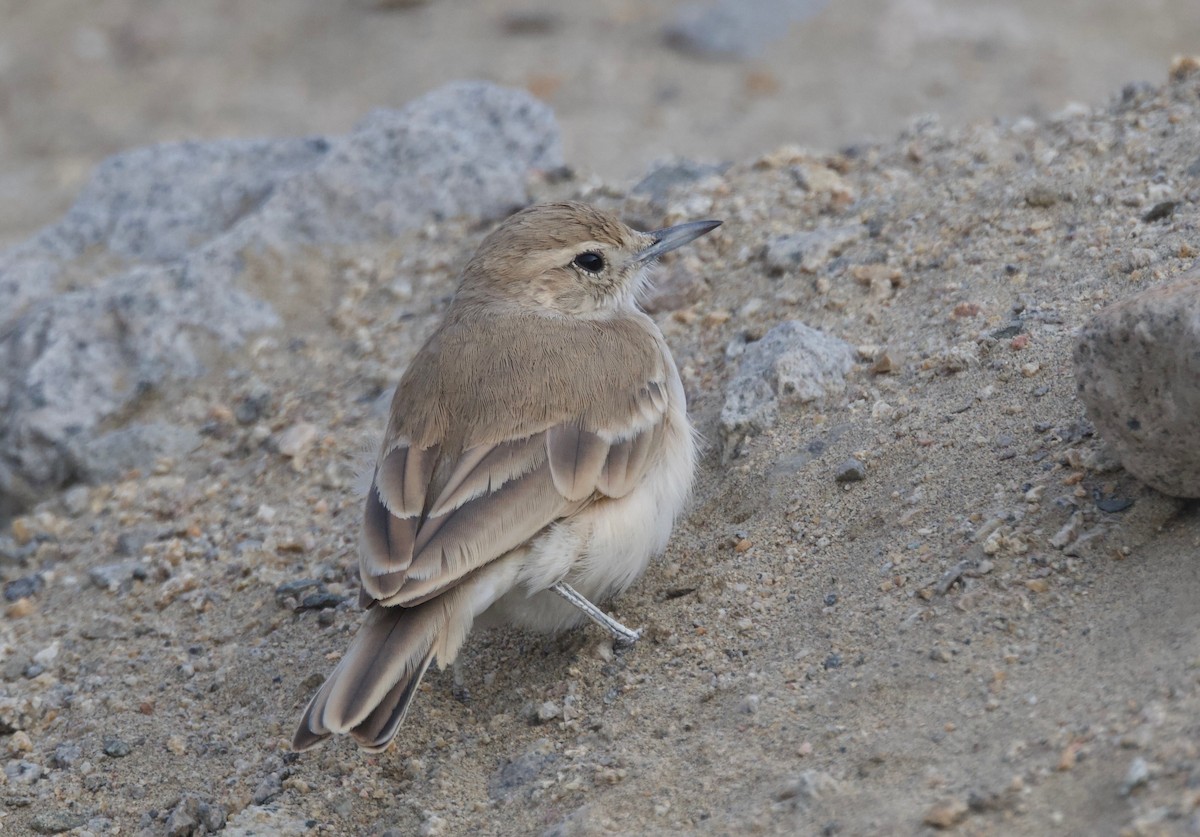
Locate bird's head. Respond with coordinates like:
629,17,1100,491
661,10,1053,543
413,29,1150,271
457,201,720,317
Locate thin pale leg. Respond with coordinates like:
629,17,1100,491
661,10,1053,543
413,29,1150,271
450,659,469,702
549,582,642,646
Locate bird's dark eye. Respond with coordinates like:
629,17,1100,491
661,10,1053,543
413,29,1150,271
572,252,605,272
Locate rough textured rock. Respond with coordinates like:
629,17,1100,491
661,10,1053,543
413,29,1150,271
631,158,730,207
164,794,227,836
0,81,561,518
70,422,203,484
763,225,865,275
720,320,855,457
1073,271,1200,497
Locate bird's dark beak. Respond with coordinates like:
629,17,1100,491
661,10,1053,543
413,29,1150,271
633,219,722,264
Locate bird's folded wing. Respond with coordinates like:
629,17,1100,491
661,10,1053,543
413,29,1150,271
359,378,673,607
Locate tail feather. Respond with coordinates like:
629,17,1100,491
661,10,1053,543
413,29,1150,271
293,555,523,752
350,651,435,752
292,591,464,752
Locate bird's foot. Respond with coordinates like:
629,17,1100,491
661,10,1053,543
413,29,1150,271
549,581,642,647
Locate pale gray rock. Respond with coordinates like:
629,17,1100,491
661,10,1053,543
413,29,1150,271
721,320,855,458
88,559,148,592
163,793,226,837
763,225,865,274
1074,271,1200,497
0,81,561,518
222,805,312,837
631,158,729,206
664,0,830,59
71,422,203,484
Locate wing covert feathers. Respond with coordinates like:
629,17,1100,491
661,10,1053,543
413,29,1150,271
358,374,671,608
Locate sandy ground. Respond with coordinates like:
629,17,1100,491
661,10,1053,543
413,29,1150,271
2,3,1200,836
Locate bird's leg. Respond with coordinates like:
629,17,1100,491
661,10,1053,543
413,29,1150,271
549,581,642,647
450,659,470,703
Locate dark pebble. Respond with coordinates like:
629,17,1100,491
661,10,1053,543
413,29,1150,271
273,578,324,607
990,322,1023,339
1141,200,1178,222
3,575,44,602
823,654,842,670
823,593,838,607
299,591,346,611
1094,496,1134,513
834,459,866,483
103,737,132,758
234,390,271,425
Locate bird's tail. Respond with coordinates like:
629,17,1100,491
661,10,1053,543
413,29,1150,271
292,584,474,752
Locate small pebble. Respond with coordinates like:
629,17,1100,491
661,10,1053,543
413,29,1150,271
234,390,271,425
7,730,33,754
5,760,42,784
103,737,132,758
298,590,346,611
33,641,59,666
88,560,148,591
835,458,867,483
276,422,318,459
252,772,283,804
274,578,324,606
61,485,91,517
4,575,44,602
923,797,969,828
10,517,34,545
52,742,81,769
737,694,760,714
1120,757,1150,796
536,701,562,723
420,813,449,837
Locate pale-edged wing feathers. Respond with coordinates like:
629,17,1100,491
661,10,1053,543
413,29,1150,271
361,375,671,608
356,310,675,611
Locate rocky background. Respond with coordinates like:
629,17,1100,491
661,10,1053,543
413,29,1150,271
2,2,1200,836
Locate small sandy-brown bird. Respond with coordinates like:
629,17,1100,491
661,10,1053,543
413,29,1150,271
293,201,720,751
